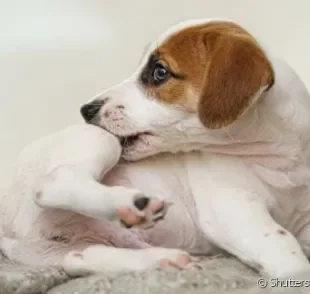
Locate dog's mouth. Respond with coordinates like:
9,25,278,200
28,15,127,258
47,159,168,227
118,132,152,148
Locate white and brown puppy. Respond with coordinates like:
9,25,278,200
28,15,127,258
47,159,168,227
1,18,310,278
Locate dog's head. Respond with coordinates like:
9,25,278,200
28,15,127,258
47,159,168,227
81,19,275,160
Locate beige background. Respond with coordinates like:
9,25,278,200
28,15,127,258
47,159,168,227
0,0,309,189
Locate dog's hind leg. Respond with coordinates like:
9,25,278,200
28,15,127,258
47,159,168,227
34,165,169,228
0,235,87,267
0,213,153,267
63,245,193,276
0,235,193,274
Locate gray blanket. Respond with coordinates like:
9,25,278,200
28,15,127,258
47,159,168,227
1,252,309,294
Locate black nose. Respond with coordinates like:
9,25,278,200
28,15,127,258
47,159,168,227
80,101,104,122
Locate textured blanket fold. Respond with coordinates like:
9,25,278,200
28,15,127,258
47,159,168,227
0,253,308,294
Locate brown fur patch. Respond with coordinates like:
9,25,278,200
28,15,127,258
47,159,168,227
142,21,274,129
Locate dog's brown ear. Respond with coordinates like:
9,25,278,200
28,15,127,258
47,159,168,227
198,31,274,129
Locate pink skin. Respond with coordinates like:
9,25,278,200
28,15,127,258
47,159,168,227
159,255,191,269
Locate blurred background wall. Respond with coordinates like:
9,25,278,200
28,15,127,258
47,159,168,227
0,0,309,189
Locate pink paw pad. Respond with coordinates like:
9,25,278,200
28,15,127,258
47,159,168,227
117,198,169,229
159,254,192,269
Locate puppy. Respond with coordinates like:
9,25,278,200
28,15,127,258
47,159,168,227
2,18,310,279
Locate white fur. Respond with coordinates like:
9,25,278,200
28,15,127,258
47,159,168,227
2,18,310,278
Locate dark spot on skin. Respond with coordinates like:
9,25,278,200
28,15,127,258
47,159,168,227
277,229,287,235
264,233,270,237
291,251,296,255
103,111,111,118
35,191,42,200
72,252,84,259
51,235,70,243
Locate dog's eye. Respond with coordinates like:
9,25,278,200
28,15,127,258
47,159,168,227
140,57,174,86
153,65,168,82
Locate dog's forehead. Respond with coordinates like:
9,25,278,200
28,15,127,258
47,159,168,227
138,18,233,69
150,19,213,50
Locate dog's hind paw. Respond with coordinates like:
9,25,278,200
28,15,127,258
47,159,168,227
116,195,171,229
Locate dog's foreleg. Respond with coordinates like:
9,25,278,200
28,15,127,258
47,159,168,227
196,188,310,277
189,155,310,278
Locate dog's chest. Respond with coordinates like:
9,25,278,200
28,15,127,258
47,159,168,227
103,154,193,206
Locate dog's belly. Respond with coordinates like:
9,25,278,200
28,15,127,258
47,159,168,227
103,153,218,255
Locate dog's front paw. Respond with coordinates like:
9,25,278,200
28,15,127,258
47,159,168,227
116,191,171,229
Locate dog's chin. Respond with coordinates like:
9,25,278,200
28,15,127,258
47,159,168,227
119,133,163,161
